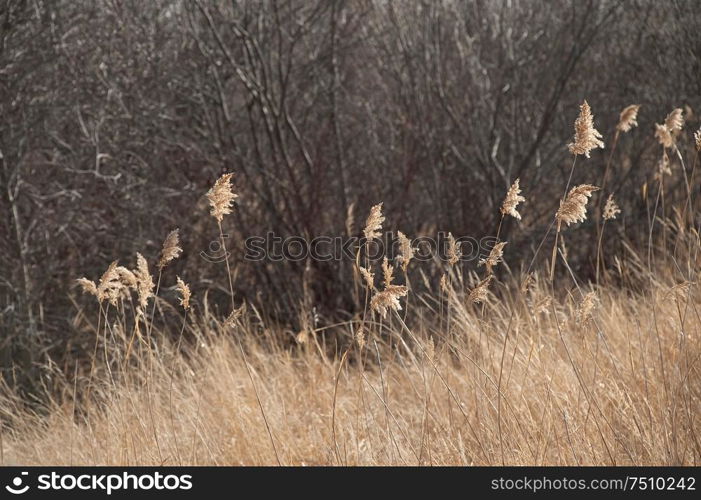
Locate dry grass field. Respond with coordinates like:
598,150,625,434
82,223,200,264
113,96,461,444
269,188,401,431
1,103,699,466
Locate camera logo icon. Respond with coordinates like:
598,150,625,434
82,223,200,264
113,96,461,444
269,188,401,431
5,472,29,494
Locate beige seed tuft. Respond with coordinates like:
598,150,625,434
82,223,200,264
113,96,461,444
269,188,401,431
568,100,605,158
479,241,507,274
396,231,415,272
655,123,674,149
501,178,526,220
664,108,684,134
134,253,154,310
468,275,493,304
77,278,99,299
358,266,375,290
159,229,182,270
446,232,462,266
207,173,239,223
363,203,384,242
381,257,394,289
603,194,621,221
556,184,599,229
176,276,191,310
617,104,640,133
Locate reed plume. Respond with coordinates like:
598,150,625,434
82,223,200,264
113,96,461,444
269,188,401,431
358,266,375,290
363,203,384,242
479,241,507,274
617,104,640,133
568,100,604,158
134,253,154,310
468,275,493,304
370,285,408,318
603,194,621,220
655,123,674,149
370,255,407,318
397,231,415,272
207,173,238,222
556,185,599,230
381,257,394,289
501,179,526,220
446,232,461,266
175,276,191,310
96,261,122,305
158,229,182,270
77,278,99,300
665,108,684,134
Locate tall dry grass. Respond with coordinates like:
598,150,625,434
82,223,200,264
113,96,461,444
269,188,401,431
0,102,699,466
0,270,698,465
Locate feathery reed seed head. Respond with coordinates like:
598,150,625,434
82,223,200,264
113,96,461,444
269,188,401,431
556,184,599,229
501,178,526,220
446,232,461,266
359,266,375,290
603,194,621,221
134,253,154,310
77,278,99,299
479,241,507,274
397,231,415,272
655,123,674,149
617,104,640,133
207,173,238,223
159,229,182,270
370,285,407,318
568,100,604,157
176,276,191,310
382,257,394,289
363,203,384,242
468,275,493,304
665,108,684,134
